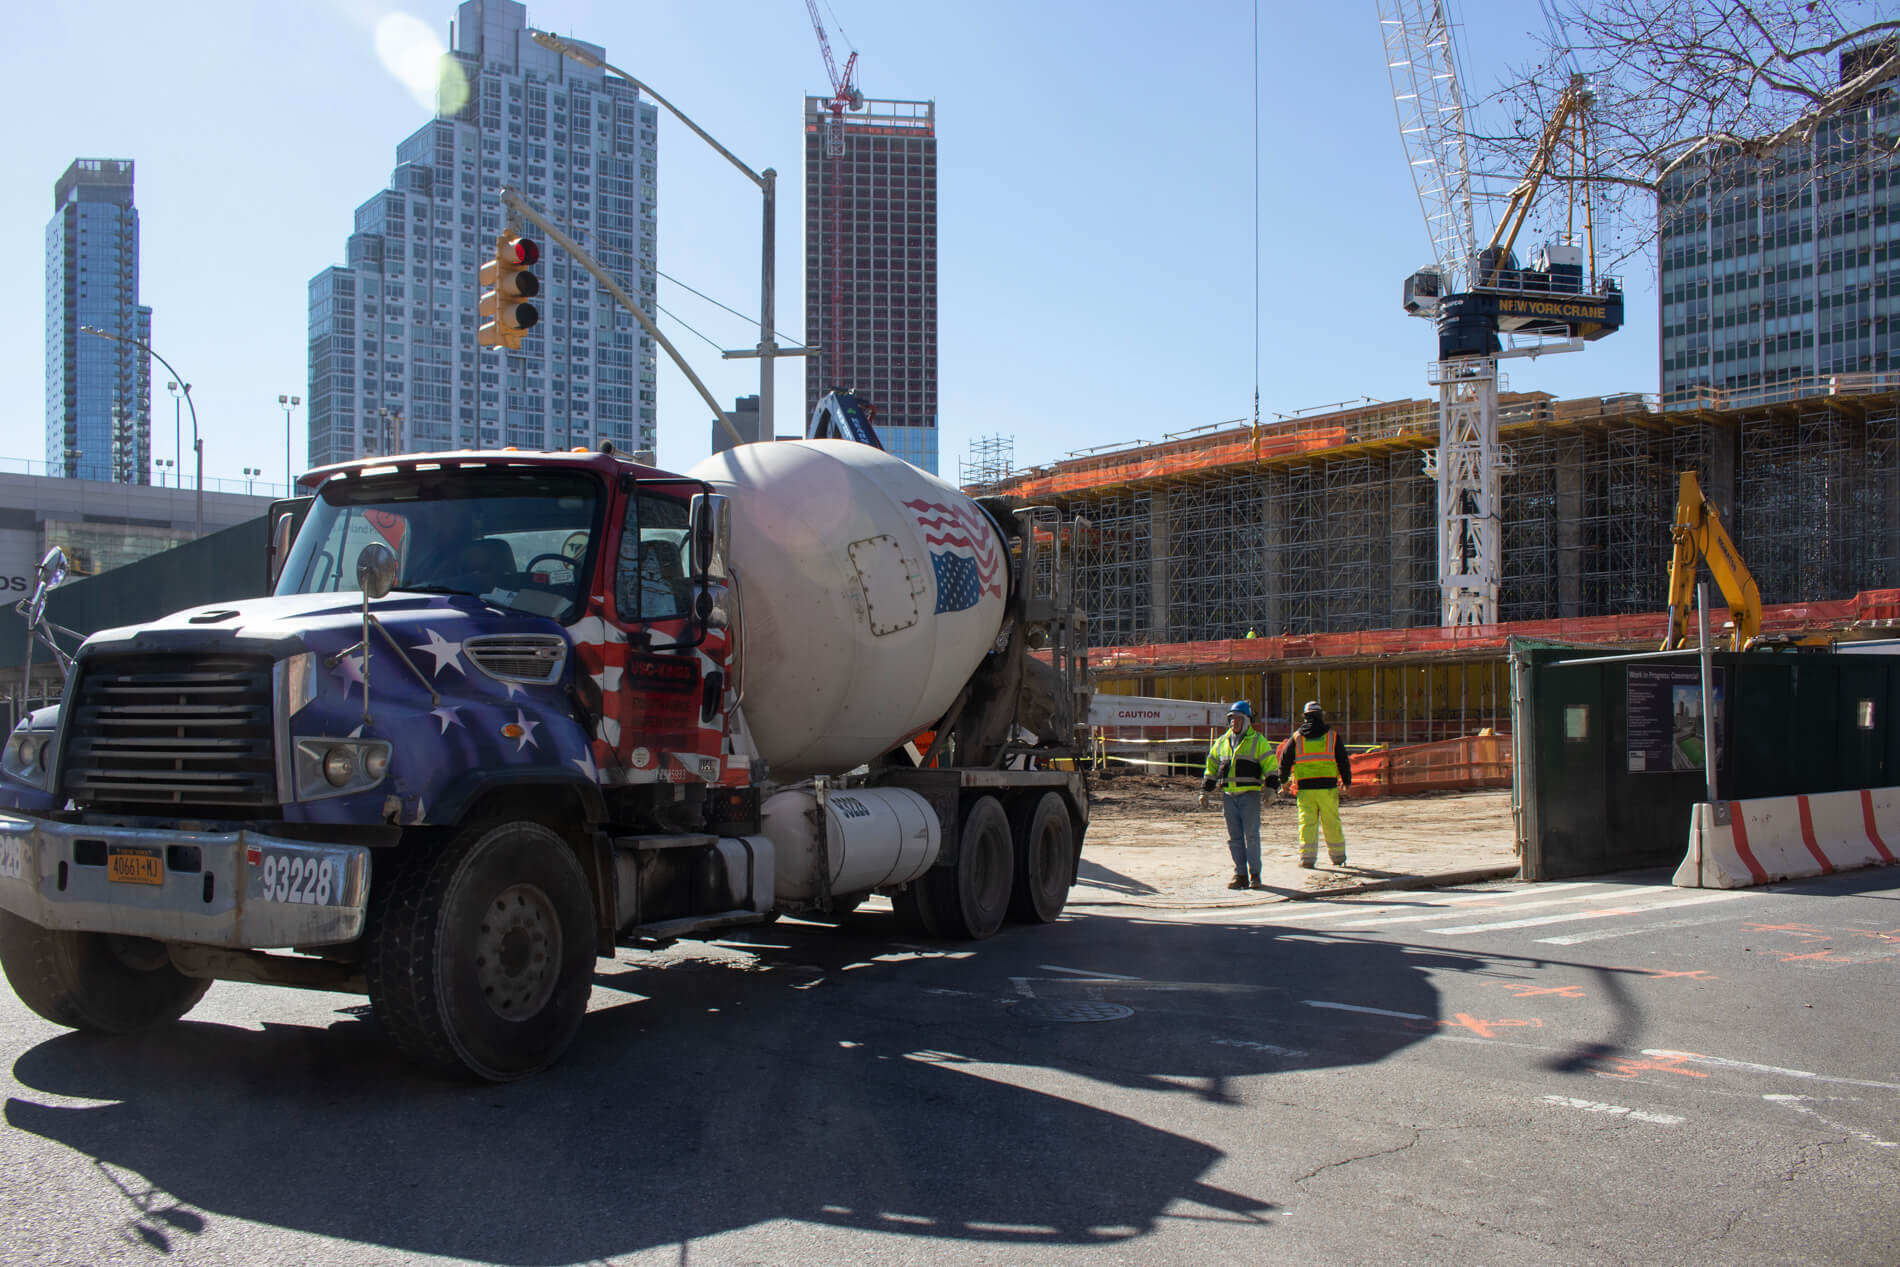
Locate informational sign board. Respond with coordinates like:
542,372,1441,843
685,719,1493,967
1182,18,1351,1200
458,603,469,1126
0,527,41,599
1088,694,1225,729
1626,664,1724,773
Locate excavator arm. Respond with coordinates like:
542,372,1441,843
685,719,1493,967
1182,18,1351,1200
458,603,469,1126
1661,471,1761,652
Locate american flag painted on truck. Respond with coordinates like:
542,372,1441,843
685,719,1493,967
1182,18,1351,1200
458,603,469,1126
905,498,1003,613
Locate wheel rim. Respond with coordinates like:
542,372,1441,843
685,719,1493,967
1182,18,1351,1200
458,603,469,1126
472,883,563,1022
974,823,1011,912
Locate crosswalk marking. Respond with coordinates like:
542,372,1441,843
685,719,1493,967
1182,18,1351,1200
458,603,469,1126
1331,888,1663,929
1536,911,1745,945
1179,881,1613,925
1422,891,1748,936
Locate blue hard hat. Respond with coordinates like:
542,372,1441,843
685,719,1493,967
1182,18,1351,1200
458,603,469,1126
1226,700,1253,719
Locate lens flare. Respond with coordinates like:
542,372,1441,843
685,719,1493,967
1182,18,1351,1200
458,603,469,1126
374,12,468,114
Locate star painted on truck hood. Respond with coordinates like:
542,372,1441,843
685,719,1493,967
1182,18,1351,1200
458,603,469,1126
511,709,540,752
413,628,467,677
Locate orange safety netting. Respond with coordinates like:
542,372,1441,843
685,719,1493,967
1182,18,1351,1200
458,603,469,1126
1088,587,1900,672
1341,734,1513,800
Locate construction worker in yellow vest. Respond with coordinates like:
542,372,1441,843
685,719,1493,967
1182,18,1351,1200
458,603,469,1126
1277,700,1354,868
1199,700,1280,889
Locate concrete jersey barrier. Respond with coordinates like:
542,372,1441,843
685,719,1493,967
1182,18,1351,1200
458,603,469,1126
1674,787,1900,888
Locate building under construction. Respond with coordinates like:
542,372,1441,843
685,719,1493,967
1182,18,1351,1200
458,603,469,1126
982,378,1900,746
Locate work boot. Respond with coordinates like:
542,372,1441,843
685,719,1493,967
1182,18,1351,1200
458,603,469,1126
1330,853,1348,867
1226,874,1249,890
1250,877,1268,890
1298,857,1316,869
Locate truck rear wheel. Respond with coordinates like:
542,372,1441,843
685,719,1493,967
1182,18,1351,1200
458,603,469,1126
0,912,209,1034
364,820,597,1082
1008,792,1076,924
921,795,1014,940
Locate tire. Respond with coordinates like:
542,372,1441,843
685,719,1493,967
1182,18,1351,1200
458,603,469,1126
889,884,943,937
363,820,597,1082
920,795,1014,940
1008,792,1077,924
0,911,209,1034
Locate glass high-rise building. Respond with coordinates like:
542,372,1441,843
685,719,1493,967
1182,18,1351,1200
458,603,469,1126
46,159,152,484
307,0,658,467
804,97,938,473
1658,44,1899,406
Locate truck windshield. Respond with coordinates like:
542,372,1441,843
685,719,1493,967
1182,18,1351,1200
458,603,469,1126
275,468,601,622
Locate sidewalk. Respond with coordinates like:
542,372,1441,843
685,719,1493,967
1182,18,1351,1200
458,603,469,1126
1070,782,1520,910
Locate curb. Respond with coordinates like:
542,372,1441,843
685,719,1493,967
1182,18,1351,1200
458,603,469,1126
1069,864,1523,911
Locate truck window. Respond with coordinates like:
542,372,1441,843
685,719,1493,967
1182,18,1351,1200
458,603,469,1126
616,495,691,621
276,469,601,623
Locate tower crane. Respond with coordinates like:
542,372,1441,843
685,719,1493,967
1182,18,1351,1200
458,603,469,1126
1377,0,1624,627
805,0,863,391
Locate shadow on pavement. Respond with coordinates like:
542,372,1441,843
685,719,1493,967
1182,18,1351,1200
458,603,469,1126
5,910,1449,1262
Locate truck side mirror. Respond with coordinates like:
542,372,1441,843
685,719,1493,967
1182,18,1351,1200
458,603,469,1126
268,512,297,589
24,548,68,627
356,541,399,600
688,493,731,582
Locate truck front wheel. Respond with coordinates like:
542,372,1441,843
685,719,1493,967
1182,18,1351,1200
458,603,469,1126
0,912,210,1033
921,795,1014,940
364,820,597,1081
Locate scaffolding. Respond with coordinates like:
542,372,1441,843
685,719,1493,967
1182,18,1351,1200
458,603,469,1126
985,380,1900,646
959,433,1014,493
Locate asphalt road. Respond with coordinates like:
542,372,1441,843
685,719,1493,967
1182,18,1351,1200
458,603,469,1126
2,867,1896,1266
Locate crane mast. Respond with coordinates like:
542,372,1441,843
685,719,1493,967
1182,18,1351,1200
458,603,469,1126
804,0,863,389
1378,1,1623,628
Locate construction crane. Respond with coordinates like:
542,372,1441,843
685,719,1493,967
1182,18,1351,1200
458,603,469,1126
1377,1,1624,627
804,0,863,390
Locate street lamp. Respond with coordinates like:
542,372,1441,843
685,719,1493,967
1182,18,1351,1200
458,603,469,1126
376,406,403,456
167,381,183,484
243,466,261,495
531,30,806,447
83,326,201,536
279,394,301,490
155,457,175,487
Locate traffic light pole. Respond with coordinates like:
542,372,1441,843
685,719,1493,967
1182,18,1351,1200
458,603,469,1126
528,31,811,447
499,188,745,447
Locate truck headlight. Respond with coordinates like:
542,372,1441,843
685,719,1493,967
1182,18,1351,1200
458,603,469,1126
294,738,392,800
322,747,357,786
3,718,56,790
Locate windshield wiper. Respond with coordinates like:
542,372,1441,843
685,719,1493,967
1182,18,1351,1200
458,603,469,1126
397,585,484,598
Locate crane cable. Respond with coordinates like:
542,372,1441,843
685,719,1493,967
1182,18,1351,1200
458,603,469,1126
1252,0,1261,458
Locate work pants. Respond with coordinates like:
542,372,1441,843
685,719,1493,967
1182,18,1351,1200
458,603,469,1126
1296,786,1346,863
1222,790,1262,879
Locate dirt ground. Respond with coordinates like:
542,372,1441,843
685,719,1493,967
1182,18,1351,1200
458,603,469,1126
1080,773,1519,897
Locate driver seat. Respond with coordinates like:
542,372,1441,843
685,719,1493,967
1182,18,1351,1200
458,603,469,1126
460,538,517,587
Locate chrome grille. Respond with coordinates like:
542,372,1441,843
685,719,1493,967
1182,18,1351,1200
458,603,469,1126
466,634,567,684
60,653,278,812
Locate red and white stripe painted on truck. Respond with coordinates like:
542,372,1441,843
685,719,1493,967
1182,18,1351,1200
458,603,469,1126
1674,786,1900,888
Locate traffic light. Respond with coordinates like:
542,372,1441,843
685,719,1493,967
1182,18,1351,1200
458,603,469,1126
479,233,541,349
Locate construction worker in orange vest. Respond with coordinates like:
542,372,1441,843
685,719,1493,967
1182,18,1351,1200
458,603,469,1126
1277,700,1354,868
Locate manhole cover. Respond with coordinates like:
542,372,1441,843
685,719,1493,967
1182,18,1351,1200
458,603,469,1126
1009,1000,1134,1023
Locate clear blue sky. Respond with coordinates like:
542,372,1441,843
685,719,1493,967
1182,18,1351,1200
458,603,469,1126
4,0,1657,494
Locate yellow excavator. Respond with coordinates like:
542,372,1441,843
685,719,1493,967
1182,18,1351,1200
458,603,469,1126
1661,471,1829,653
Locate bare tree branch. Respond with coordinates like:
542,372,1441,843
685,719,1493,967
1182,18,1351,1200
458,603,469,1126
1471,1,1898,267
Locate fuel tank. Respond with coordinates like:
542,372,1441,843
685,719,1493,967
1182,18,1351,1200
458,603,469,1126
686,441,1009,780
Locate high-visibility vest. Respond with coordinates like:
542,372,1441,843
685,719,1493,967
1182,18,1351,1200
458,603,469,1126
1292,729,1340,781
1205,727,1273,793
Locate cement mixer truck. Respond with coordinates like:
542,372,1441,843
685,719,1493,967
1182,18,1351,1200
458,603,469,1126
0,440,1091,1080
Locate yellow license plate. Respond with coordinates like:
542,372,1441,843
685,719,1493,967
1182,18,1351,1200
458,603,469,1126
107,847,163,886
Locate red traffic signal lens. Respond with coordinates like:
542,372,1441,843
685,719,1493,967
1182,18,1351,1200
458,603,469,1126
505,238,540,266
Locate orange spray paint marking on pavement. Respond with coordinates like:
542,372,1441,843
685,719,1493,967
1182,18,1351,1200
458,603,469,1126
1593,1051,1710,1081
1622,968,1717,980
1439,1014,1543,1039
1488,983,1586,999
1744,922,1829,937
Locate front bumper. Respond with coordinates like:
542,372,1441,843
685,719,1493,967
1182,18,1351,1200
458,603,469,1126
0,815,371,948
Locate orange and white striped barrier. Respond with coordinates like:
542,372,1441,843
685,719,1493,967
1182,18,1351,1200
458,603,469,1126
1674,787,1900,888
